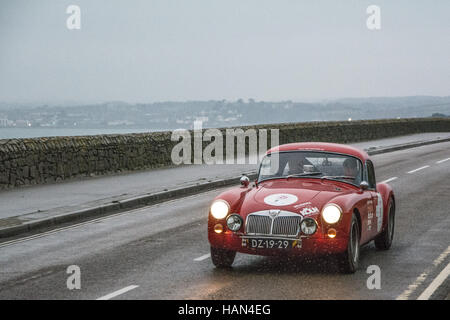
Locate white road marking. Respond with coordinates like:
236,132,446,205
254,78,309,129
96,285,139,300
417,262,450,300
194,253,211,261
396,245,450,300
436,158,450,164
407,165,430,174
381,177,398,184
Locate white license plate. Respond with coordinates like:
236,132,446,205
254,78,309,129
243,238,300,249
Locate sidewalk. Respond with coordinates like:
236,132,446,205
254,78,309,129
0,132,449,231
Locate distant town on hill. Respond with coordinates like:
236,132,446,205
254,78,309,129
0,96,449,131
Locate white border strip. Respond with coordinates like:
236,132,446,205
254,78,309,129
397,245,450,300
407,166,430,174
97,285,139,300
194,253,211,262
417,262,450,300
381,177,398,184
436,158,450,164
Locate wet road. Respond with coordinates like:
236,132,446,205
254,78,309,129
0,142,449,300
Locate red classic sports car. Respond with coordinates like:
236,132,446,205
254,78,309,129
208,142,395,273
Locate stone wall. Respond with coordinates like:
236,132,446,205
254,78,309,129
1,118,449,190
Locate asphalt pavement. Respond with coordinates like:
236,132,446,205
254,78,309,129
0,141,449,299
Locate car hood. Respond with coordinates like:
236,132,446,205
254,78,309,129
253,184,320,205
238,179,353,217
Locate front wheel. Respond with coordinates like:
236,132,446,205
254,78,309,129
211,246,236,268
374,198,395,250
337,214,360,273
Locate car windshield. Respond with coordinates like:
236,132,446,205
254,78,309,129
258,151,363,186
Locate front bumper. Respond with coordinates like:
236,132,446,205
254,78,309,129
208,231,349,256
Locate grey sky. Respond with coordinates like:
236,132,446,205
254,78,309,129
0,0,449,104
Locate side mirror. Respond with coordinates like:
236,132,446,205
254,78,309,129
360,181,369,190
240,175,250,187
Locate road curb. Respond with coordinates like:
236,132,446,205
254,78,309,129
1,136,449,239
365,137,450,155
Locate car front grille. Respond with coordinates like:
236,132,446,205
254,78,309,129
272,216,301,236
245,211,302,237
246,215,272,235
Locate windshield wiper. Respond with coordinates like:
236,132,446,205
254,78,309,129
257,176,286,184
286,172,323,179
258,172,322,184
321,175,355,181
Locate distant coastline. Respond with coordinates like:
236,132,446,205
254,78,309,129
0,128,165,139
1,96,449,139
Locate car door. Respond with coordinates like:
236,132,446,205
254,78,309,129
366,160,383,237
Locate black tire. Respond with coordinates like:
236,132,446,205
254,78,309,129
210,246,236,268
338,214,360,273
374,198,395,250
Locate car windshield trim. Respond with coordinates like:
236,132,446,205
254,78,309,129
319,176,360,187
258,175,360,188
321,175,356,180
257,150,363,187
258,172,323,184
286,172,323,178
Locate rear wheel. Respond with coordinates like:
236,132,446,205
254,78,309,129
210,246,236,268
374,198,395,250
338,214,360,273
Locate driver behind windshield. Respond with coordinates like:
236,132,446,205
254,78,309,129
286,155,306,175
343,158,361,184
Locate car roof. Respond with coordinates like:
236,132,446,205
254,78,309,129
266,142,370,161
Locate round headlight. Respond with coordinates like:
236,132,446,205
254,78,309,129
322,204,342,224
210,200,229,219
300,218,317,235
226,214,243,232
